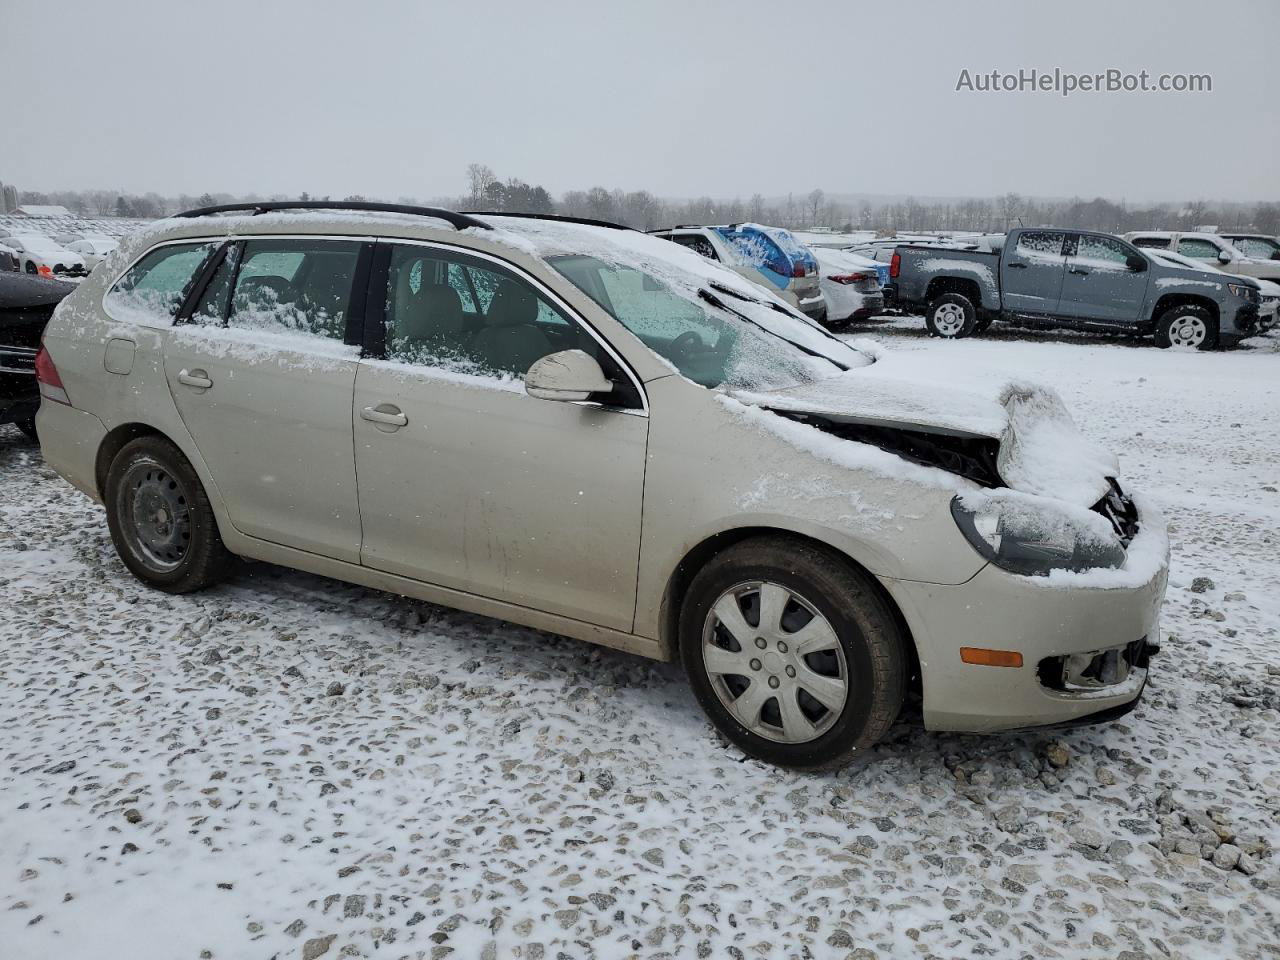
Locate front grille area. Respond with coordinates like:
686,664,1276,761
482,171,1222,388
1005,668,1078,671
1038,636,1152,692
1092,477,1139,545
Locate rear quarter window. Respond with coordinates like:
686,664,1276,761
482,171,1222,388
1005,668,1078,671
104,241,217,325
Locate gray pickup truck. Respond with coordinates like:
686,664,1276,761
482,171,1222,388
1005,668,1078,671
887,227,1263,349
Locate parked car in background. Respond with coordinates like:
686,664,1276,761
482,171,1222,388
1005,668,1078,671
4,235,89,279
890,227,1261,349
34,201,1167,769
0,243,18,273
1,272,76,439
1146,247,1276,331
648,224,826,322
1219,233,1280,262
810,247,884,327
66,237,119,271
1123,231,1280,283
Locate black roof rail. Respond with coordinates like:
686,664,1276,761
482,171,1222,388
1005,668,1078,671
461,211,633,231
172,201,492,231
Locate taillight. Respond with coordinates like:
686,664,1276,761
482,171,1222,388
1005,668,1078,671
890,252,901,278
791,263,806,278
35,345,71,406
831,272,869,285
37,264,53,278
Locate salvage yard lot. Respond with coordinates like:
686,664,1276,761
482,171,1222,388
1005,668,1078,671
1,323,1278,960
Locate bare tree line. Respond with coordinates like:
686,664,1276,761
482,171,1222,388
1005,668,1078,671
9,168,1280,237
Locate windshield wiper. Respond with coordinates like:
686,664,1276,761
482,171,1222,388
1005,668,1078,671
698,288,849,371
708,281,857,348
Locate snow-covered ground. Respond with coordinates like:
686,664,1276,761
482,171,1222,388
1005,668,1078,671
1,322,1278,960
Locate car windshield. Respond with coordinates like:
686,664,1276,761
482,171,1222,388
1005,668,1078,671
548,254,859,390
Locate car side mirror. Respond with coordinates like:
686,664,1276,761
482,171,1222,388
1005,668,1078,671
525,349,614,403
1126,254,1147,272
1218,250,1233,264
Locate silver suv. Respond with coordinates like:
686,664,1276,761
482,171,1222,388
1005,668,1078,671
36,202,1168,769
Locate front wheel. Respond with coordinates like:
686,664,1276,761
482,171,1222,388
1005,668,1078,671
105,435,233,593
679,537,906,770
925,293,977,338
1154,304,1218,350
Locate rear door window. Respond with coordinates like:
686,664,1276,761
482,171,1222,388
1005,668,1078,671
105,242,218,322
228,238,362,341
1014,232,1066,258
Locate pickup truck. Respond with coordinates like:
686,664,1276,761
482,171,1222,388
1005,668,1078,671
887,227,1263,350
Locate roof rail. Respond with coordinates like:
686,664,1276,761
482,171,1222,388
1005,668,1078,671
461,211,632,231
173,201,492,231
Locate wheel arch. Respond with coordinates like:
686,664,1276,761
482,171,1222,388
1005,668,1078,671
94,422,167,499
1151,292,1219,326
925,276,982,307
657,526,922,692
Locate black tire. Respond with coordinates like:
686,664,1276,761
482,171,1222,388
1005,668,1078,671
679,536,906,770
24,261,37,275
105,435,232,593
924,292,977,339
1153,304,1218,350
16,418,37,441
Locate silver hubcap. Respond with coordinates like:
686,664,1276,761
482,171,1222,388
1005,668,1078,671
933,302,966,335
701,581,849,744
119,459,191,572
1168,315,1206,348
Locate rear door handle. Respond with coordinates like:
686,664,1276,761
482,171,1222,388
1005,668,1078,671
1007,261,1028,269
361,404,408,428
177,368,213,389
1070,267,1091,275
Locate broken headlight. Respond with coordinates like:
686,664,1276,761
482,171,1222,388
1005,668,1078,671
951,493,1126,577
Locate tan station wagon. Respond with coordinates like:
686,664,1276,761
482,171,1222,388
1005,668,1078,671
35,202,1169,769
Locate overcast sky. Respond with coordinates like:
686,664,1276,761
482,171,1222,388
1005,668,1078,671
6,0,1277,204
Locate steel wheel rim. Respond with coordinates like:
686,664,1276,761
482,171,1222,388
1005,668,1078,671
1168,315,1206,348
118,459,192,573
933,303,965,335
701,580,849,744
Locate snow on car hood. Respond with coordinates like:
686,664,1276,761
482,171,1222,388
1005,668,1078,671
729,348,1119,506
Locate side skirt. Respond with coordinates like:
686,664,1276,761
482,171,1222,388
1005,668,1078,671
228,534,668,662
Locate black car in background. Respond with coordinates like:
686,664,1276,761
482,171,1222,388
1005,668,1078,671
1,273,75,440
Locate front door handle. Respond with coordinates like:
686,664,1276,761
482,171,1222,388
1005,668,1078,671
1007,261,1028,269
177,368,213,389
361,404,408,428
1069,266,1091,275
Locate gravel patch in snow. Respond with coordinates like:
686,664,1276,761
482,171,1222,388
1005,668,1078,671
1,325,1278,958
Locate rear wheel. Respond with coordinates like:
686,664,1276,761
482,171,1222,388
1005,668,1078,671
679,537,906,770
105,436,232,593
1154,304,1217,350
925,293,977,338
